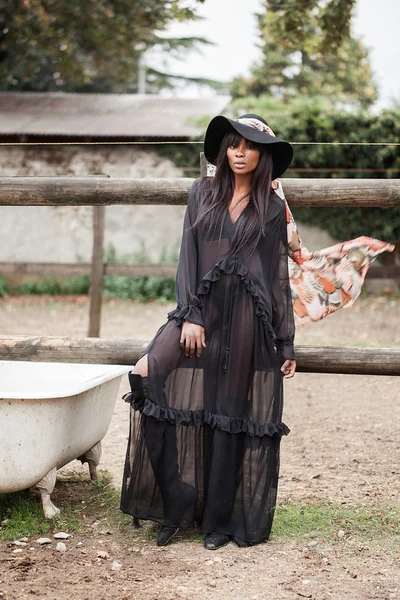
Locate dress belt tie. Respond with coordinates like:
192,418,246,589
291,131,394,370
222,301,233,373
222,263,237,373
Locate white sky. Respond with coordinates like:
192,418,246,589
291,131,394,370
148,0,400,109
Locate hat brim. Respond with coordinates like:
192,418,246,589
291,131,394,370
204,115,293,180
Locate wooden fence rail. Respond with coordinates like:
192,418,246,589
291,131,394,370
0,177,399,206
0,336,399,376
0,262,398,279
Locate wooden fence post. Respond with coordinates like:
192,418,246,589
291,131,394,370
200,153,216,178
88,205,105,337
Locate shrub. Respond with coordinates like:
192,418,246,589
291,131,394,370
103,275,175,301
60,276,90,295
18,279,61,295
16,276,89,295
0,276,8,297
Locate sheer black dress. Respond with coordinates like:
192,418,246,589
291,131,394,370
120,177,296,545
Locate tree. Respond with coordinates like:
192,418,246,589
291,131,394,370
0,0,216,93
231,0,378,109
263,0,357,54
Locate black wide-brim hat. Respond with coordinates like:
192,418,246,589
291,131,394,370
204,113,293,180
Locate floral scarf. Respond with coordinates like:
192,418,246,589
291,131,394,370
272,177,395,327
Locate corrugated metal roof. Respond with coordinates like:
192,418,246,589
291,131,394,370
0,92,231,138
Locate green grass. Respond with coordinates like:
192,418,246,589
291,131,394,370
272,502,400,549
0,473,131,542
1,475,398,551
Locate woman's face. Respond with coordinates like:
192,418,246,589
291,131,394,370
226,136,261,175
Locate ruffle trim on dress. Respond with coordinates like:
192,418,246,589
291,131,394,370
167,302,204,327
131,396,290,438
196,257,276,343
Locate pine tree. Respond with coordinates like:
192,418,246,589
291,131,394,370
231,0,378,109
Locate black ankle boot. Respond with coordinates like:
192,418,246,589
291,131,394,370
122,372,148,410
232,536,253,548
157,526,179,547
204,531,231,550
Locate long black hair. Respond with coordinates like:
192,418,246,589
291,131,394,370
192,130,274,258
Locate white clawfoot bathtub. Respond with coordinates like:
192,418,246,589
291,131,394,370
0,361,132,518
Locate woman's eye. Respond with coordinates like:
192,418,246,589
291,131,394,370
229,144,237,149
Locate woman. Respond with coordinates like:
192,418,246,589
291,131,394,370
120,113,395,550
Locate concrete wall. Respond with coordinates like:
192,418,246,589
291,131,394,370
0,146,187,263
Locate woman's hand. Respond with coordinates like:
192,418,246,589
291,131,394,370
180,320,206,358
281,359,296,378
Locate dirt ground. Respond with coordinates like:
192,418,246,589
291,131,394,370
0,293,399,600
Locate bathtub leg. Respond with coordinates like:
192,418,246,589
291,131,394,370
78,441,102,481
36,467,60,519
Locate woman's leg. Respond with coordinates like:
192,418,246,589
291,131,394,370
132,354,148,377
125,351,194,533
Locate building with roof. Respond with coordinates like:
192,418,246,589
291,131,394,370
0,92,230,266
0,92,230,141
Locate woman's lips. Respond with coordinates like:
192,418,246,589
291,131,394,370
234,163,246,169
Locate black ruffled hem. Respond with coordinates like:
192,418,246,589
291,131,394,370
197,257,277,343
126,395,290,438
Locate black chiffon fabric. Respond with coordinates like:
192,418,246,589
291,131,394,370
120,177,296,544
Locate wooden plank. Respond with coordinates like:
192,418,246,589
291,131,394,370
0,177,192,206
0,262,398,279
88,206,105,337
105,263,177,277
0,177,399,207
0,336,399,375
0,262,178,277
0,262,92,276
0,336,146,366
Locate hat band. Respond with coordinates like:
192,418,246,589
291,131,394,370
235,117,276,138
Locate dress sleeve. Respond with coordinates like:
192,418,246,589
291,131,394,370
271,201,296,363
167,179,204,328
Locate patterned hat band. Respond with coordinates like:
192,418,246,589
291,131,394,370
235,117,276,138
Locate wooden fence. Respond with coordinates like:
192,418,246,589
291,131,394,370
0,335,398,375
1,175,399,207
0,171,399,375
